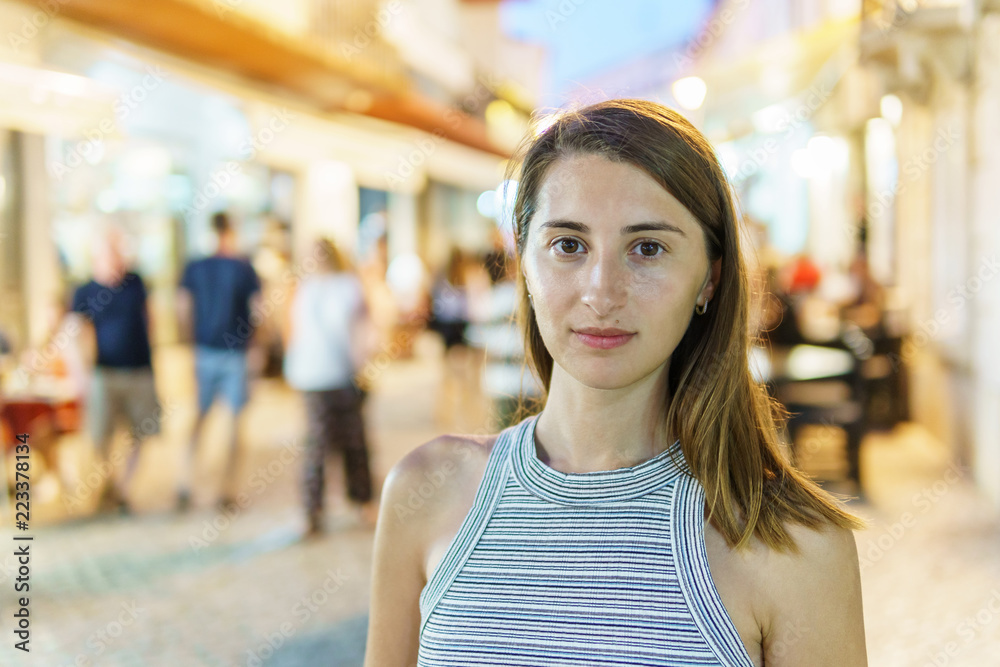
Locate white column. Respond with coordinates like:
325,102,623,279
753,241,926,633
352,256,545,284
20,133,60,348
969,14,1000,505
386,190,418,261
295,159,358,261
806,135,853,274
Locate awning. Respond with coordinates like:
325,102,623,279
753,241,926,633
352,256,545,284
11,0,508,156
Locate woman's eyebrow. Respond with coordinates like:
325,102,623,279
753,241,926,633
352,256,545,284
538,219,687,237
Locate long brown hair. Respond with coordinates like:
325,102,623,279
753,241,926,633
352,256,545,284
509,99,863,551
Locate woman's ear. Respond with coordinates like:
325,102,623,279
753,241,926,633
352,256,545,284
701,258,722,303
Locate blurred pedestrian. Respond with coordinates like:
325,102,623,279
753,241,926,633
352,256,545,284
69,228,160,513
283,238,377,536
464,251,542,431
428,248,481,428
176,212,261,509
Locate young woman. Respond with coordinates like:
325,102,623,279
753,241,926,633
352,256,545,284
283,238,377,534
365,100,867,666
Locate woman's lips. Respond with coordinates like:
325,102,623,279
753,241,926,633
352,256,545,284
574,330,636,349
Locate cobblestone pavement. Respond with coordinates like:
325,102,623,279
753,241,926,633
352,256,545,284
1,335,998,666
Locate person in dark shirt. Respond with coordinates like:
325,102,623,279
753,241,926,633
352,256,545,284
176,212,261,509
70,228,160,513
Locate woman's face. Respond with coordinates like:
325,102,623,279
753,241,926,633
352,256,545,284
522,153,719,391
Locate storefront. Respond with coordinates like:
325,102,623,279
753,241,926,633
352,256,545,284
0,0,507,357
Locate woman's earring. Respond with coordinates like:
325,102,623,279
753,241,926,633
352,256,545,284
695,300,708,316
528,292,534,306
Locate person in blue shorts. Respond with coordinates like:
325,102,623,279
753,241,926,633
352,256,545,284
177,212,261,509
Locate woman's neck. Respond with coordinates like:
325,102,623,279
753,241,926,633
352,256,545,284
534,364,672,473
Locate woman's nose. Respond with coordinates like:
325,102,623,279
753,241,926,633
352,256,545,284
580,252,627,317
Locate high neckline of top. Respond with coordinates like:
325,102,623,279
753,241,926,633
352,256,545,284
510,414,687,506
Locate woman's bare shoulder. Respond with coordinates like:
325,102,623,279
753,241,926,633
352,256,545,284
746,521,866,665
381,432,500,531
722,519,860,597
366,432,500,666
759,521,860,582
387,432,498,486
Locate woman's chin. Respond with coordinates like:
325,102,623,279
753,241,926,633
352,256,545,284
567,367,646,392
551,353,668,394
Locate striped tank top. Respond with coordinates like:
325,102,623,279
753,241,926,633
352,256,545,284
418,414,756,666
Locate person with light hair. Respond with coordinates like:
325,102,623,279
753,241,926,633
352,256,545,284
69,227,160,513
365,100,867,666
283,238,378,536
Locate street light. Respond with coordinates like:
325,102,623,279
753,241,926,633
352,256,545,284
672,76,707,111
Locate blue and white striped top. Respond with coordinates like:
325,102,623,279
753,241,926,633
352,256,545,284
418,414,756,666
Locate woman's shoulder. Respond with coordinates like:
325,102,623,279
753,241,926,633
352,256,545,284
705,516,865,665
709,518,862,639
381,432,501,530
377,432,503,581
757,521,865,662
758,520,860,593
388,432,499,485
714,518,860,589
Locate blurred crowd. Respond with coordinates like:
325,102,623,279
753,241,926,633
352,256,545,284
0,200,907,528
0,207,546,534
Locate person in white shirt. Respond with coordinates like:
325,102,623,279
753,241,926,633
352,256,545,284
283,238,377,535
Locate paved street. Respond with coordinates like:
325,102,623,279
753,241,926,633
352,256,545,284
1,334,999,666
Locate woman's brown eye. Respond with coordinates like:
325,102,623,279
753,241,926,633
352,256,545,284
559,239,579,253
639,242,660,256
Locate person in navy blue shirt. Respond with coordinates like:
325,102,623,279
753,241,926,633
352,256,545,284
176,212,261,510
70,228,161,513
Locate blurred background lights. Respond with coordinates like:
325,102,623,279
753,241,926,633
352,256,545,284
751,103,789,134
880,93,903,127
671,76,707,110
790,148,813,178
807,135,837,162
96,189,120,213
477,189,498,219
